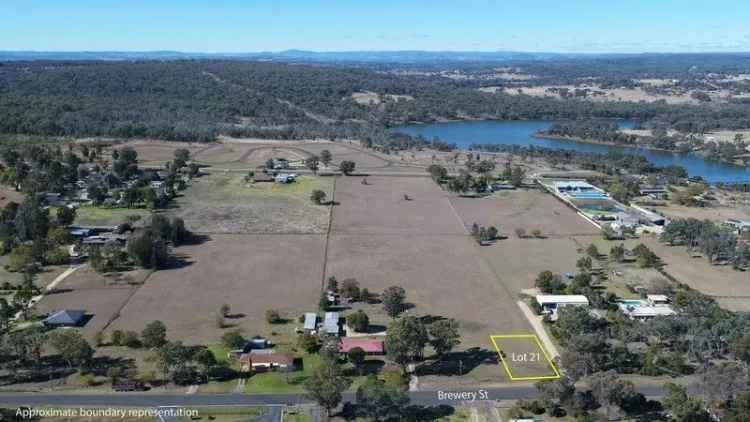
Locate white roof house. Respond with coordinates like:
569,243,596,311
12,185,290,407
618,298,676,320
535,295,589,321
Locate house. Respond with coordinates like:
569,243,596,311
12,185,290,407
323,312,340,336
535,295,589,321
618,297,676,320
339,338,385,355
303,313,318,332
238,352,294,372
43,310,86,327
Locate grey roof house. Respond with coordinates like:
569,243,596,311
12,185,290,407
43,310,86,327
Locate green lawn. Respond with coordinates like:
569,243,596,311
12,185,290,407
244,354,323,394
283,407,311,422
71,206,151,227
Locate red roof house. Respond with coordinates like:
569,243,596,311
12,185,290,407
338,338,385,355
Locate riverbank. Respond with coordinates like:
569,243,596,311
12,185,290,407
534,131,749,168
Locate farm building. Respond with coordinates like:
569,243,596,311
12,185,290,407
43,310,86,327
339,338,385,355
535,295,589,320
323,312,340,336
303,313,318,332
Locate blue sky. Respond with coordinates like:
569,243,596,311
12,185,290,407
2,0,749,53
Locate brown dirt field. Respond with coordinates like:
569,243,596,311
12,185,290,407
34,266,150,340
477,238,586,293
300,142,393,170
332,176,466,235
450,190,601,238
109,234,325,344
642,237,750,297
106,140,207,167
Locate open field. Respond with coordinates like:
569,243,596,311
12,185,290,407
649,202,750,222
103,140,208,167
498,84,732,105
642,236,750,297
332,176,466,235
171,173,333,234
109,234,325,344
34,266,146,340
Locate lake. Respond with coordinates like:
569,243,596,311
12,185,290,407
392,120,750,183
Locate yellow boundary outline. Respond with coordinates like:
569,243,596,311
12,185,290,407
489,334,561,381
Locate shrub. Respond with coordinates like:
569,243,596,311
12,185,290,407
297,332,320,353
221,329,244,349
121,331,141,348
310,190,327,205
110,329,124,346
265,309,282,324
346,310,370,333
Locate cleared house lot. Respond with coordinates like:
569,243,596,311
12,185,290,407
450,190,601,238
108,234,325,344
450,190,600,293
34,266,146,341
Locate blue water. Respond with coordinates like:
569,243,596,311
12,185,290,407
393,120,750,183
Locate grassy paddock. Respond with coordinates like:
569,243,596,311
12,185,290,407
70,206,151,227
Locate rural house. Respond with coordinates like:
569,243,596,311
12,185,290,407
535,295,589,321
339,338,385,355
238,352,294,372
43,310,87,327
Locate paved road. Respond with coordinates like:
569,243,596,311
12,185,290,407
253,406,282,422
0,385,669,408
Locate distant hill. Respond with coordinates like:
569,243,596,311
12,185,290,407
0,49,618,63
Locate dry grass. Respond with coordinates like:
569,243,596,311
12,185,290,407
171,173,333,234
643,237,750,297
109,234,325,344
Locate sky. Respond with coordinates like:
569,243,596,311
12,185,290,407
2,0,749,53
